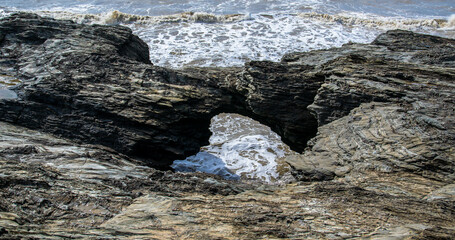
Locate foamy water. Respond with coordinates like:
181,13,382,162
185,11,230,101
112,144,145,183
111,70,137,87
171,114,295,183
1,0,454,182
3,10,453,68
1,1,454,68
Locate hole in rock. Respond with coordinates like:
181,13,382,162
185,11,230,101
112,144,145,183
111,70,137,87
171,113,298,183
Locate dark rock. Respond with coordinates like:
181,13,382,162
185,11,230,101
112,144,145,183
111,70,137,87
0,15,454,184
287,30,455,184
237,61,322,151
0,13,321,166
0,13,226,168
372,29,455,52
0,14,455,239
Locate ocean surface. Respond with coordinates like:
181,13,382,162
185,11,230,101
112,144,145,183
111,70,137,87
1,0,454,68
1,0,454,183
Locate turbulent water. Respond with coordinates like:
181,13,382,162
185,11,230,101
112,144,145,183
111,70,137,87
1,0,454,182
1,0,454,68
171,114,295,182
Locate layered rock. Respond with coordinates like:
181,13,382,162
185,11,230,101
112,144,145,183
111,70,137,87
0,121,256,238
0,13,321,167
1,13,455,239
285,31,455,184
1,122,454,239
0,13,234,168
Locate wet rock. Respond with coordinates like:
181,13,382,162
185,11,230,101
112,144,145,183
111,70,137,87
0,13,322,166
289,101,455,183
0,121,254,239
0,13,232,168
285,30,455,186
234,61,322,151
0,14,454,239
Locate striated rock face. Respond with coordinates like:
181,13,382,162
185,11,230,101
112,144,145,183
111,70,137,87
0,12,229,168
1,13,455,239
0,121,257,238
1,122,454,239
285,31,455,184
0,13,321,167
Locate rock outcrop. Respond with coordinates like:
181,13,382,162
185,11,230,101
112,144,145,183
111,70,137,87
0,13,321,167
1,121,454,239
284,32,455,184
1,13,455,239
0,12,225,168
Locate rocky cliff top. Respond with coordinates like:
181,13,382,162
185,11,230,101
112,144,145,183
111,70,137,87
0,13,454,239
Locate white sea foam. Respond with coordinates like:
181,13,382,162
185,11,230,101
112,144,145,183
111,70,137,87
171,113,295,183
91,11,455,68
299,12,452,30
448,14,455,28
130,12,380,68
3,9,454,68
0,9,11,18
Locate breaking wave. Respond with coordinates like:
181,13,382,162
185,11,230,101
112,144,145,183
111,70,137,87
20,10,248,25
299,12,455,30
449,14,455,28
103,10,248,24
16,9,455,31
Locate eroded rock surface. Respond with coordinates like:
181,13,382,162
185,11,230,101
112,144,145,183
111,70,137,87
1,13,455,239
0,12,230,168
0,13,324,167
1,122,454,239
285,31,455,185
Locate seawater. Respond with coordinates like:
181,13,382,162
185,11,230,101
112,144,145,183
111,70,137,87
1,0,454,68
1,0,454,183
172,113,295,183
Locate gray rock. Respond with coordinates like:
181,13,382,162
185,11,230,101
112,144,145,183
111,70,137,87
0,14,455,239
425,184,455,201
286,30,455,185
286,154,337,181
0,13,321,167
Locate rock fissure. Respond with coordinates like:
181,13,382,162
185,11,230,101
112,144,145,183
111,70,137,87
0,13,325,168
1,12,455,239
1,13,455,175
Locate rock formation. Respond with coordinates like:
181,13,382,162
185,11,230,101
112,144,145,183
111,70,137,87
285,31,455,183
0,13,322,168
1,13,454,239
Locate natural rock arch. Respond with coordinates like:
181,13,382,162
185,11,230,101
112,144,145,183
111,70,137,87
2,13,454,179
0,13,320,168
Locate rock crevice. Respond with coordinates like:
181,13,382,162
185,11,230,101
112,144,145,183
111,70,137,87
1,13,455,239
1,14,455,175
0,13,322,167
